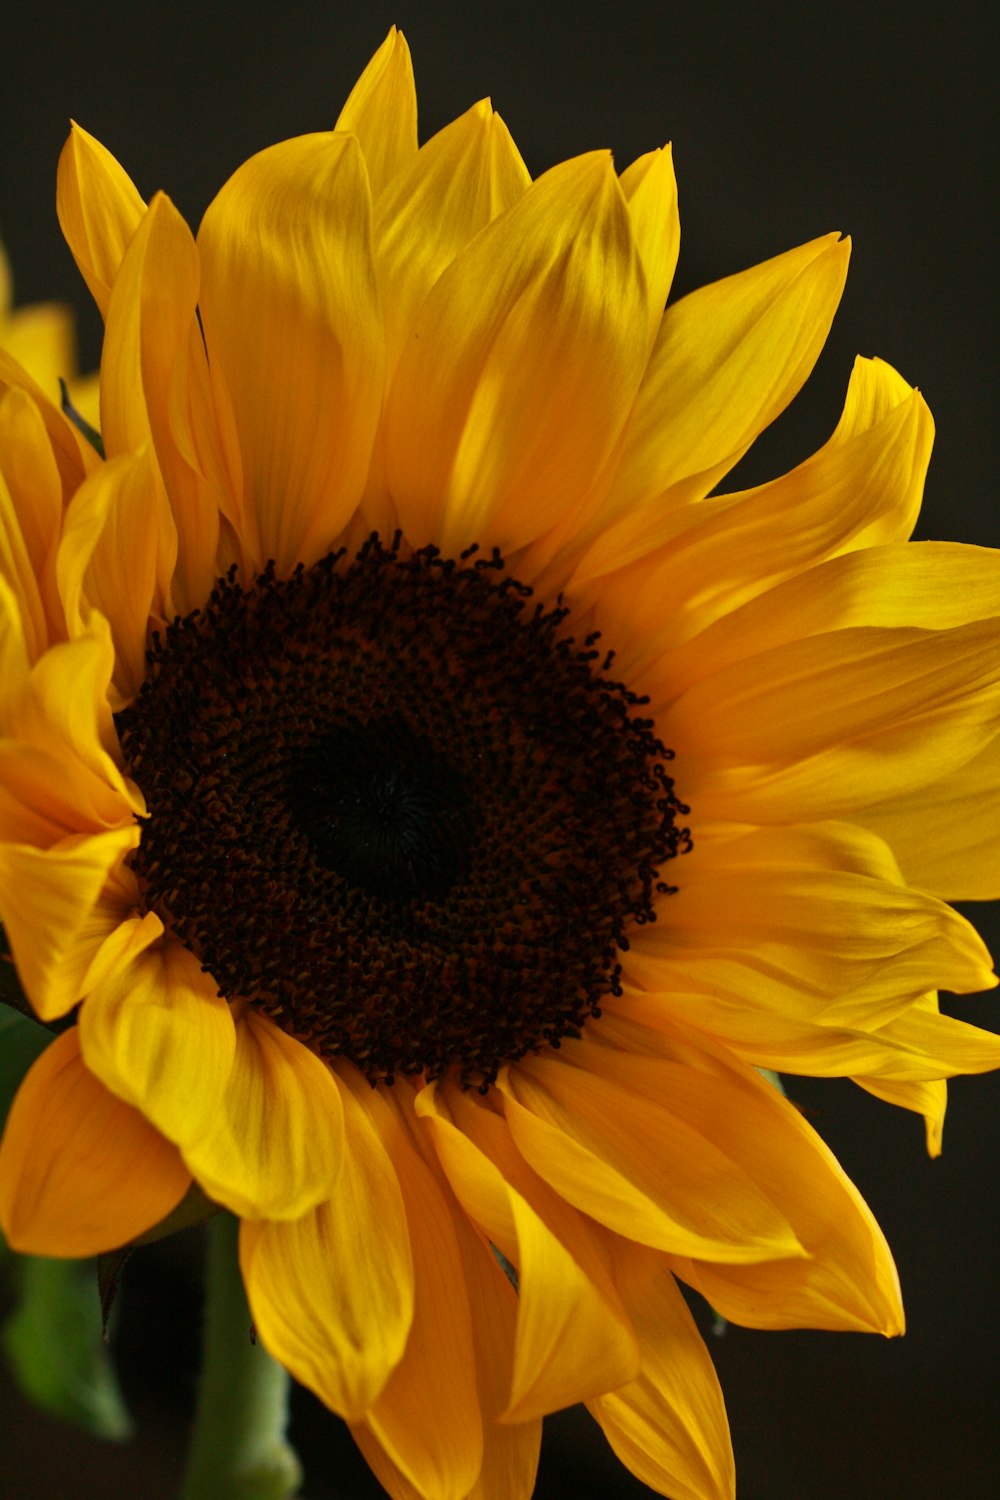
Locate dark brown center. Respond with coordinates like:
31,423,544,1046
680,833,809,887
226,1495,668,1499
115,535,689,1086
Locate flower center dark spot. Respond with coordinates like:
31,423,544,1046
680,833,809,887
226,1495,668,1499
115,536,689,1086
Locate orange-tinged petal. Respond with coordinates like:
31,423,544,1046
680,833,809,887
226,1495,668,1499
351,1175,542,1500
182,1012,344,1220
335,28,418,201
587,1242,735,1500
0,1027,190,1257
346,1076,483,1500
385,152,650,557
0,827,139,1020
498,1051,803,1264
240,1067,413,1418
78,927,236,1154
101,192,223,616
56,123,146,318
417,1079,640,1420
573,1019,905,1335
197,133,383,575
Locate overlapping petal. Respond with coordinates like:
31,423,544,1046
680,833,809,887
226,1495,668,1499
587,1241,735,1500
197,132,384,576
56,123,146,318
335,27,418,202
240,1065,413,1418
417,1077,640,1420
384,151,650,557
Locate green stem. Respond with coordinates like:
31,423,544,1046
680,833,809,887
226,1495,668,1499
179,1213,302,1500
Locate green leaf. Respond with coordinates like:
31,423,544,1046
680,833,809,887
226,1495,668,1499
2,1255,134,1439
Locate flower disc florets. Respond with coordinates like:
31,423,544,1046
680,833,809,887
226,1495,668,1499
116,535,689,1085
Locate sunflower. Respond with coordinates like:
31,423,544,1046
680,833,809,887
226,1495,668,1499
1,27,999,1500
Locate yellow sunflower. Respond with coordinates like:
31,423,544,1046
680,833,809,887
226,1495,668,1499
2,27,1000,1500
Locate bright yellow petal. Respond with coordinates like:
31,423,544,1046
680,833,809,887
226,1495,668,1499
624,821,995,1042
417,1078,640,1420
667,609,1000,827
0,301,77,411
0,827,139,1020
498,1050,803,1264
580,233,850,560
180,1011,344,1221
384,152,650,557
78,924,237,1154
56,123,146,318
374,100,531,376
573,357,933,673
619,145,680,331
587,1241,735,1500
0,1027,190,1257
855,1075,948,1157
858,733,1000,900
197,133,384,575
240,1065,413,1418
335,28,418,201
0,348,98,491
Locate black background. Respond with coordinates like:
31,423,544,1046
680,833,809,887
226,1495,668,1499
1,3,997,1497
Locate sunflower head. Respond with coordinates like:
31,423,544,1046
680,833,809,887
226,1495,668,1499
1,27,998,1500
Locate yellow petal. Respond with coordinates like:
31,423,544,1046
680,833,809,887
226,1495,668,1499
580,233,850,561
417,1078,640,1420
619,145,680,331
858,733,1000,900
240,1065,413,1417
384,152,650,557
56,123,146,318
575,357,933,674
6,615,137,825
0,1027,190,1257
353,1166,542,1500
0,401,62,665
78,925,236,1154
335,28,418,202
624,821,995,1041
498,1050,803,1264
346,1076,483,1500
57,448,170,702
587,1242,735,1500
855,1075,947,1157
374,100,531,375
197,133,383,575
0,348,98,492
669,612,1000,827
0,827,139,1020
181,1012,344,1220
101,192,223,616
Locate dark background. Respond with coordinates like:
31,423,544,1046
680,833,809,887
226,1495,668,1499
1,3,997,1497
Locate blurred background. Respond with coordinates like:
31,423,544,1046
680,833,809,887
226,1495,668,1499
0,2,996,1496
